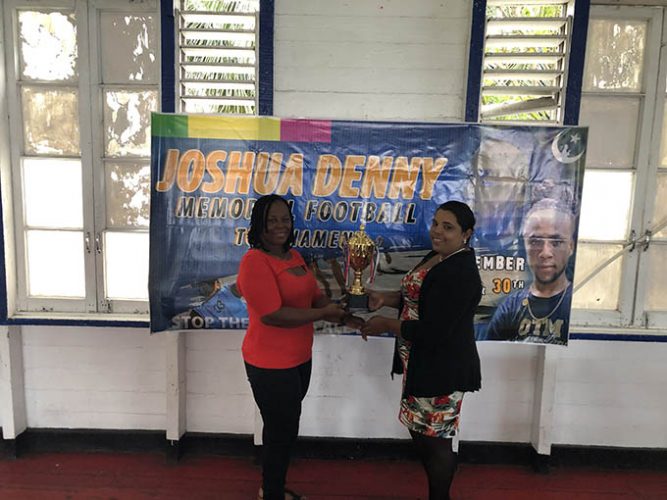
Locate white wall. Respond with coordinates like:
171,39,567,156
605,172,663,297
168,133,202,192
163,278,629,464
273,0,470,121
12,326,667,449
21,326,164,430
552,340,667,447
2,0,667,453
185,331,254,434
304,335,405,438
461,343,539,443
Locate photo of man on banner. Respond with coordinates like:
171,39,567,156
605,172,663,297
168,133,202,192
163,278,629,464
480,198,575,345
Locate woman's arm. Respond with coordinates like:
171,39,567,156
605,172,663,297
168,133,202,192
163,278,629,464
367,289,402,310
239,251,347,328
261,302,345,328
312,294,332,309
261,270,347,327
360,315,402,340
311,283,366,329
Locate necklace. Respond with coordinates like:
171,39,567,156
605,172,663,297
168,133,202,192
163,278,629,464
524,285,569,321
438,246,468,262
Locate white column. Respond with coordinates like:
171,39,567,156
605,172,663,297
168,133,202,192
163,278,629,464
0,325,27,439
531,344,559,455
166,331,186,441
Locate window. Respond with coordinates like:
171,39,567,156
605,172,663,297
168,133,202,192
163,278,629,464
480,0,573,124
475,2,667,334
2,0,159,316
572,4,667,331
176,0,259,114
1,0,265,319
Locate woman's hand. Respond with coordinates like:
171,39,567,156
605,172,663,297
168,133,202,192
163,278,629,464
343,314,365,330
360,315,388,340
320,302,347,324
367,290,385,311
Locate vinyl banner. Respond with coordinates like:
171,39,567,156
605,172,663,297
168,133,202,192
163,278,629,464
149,114,586,345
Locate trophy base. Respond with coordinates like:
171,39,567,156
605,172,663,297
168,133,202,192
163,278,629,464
347,293,369,312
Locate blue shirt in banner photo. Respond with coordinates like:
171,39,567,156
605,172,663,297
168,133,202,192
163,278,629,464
481,283,572,345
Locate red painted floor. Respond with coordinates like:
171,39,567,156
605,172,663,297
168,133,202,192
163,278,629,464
0,452,666,499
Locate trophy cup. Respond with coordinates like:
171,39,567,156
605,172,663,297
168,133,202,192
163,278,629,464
341,224,378,311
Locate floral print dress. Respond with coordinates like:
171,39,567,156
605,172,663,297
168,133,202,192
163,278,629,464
397,265,464,438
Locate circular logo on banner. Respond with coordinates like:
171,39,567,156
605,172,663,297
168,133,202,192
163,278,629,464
551,129,585,164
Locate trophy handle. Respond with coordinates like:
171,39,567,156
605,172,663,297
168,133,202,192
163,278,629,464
368,240,381,285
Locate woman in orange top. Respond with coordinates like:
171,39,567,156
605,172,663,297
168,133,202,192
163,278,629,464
237,194,350,500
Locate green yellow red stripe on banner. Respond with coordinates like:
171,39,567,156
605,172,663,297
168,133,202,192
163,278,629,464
151,113,332,143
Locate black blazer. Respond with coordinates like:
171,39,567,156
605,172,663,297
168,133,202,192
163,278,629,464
397,248,482,397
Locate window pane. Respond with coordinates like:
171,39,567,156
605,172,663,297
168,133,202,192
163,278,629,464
572,243,623,310
183,0,258,11
100,13,157,84
645,244,667,310
19,11,77,81
22,87,80,156
26,230,85,297
104,232,148,300
652,173,667,239
578,171,634,241
579,96,639,168
23,158,83,229
182,100,256,115
104,90,157,157
583,19,646,91
105,162,150,228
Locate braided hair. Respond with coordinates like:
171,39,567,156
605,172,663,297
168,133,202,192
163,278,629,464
247,194,295,252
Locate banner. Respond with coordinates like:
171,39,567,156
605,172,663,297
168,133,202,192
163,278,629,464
149,114,586,345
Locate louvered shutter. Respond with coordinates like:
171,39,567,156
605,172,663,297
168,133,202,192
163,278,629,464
177,1,259,114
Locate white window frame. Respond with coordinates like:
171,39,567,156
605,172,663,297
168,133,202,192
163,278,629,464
571,5,666,331
2,0,159,318
634,8,667,329
5,0,91,314
88,0,157,315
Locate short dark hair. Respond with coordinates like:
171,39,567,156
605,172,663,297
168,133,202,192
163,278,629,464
521,198,575,237
247,194,295,251
437,200,476,232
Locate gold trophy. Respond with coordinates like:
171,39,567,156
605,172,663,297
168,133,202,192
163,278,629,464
341,223,378,311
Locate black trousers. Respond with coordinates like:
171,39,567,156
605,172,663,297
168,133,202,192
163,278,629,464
245,359,312,500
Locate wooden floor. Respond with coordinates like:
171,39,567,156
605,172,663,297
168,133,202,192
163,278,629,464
1,451,666,499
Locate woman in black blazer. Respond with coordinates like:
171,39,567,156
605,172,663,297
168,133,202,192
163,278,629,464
361,200,482,500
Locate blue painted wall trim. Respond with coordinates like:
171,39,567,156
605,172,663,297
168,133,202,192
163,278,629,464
0,318,149,328
569,332,667,342
563,0,590,125
160,0,176,113
258,0,274,116
465,0,486,122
